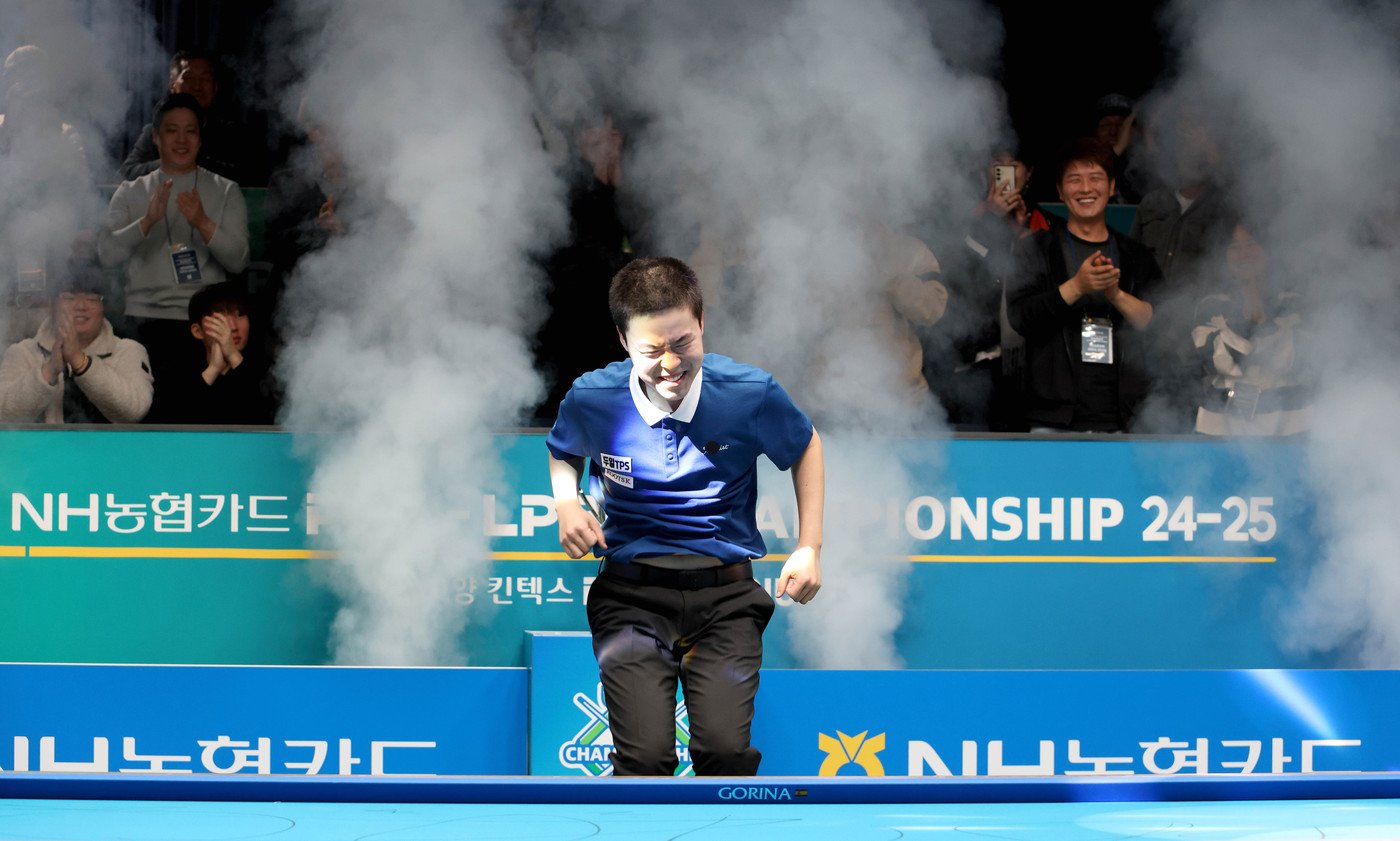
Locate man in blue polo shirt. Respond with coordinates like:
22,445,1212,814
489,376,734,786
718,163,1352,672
547,256,824,777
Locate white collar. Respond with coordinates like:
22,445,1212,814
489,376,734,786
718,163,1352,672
629,362,703,424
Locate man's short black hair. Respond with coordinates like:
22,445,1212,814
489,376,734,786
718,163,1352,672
608,257,704,334
152,92,204,130
188,281,249,325
1055,136,1116,184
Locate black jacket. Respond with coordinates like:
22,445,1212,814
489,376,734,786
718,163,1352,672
1006,221,1163,429
118,114,265,187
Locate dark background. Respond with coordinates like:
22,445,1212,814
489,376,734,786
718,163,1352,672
996,1,1174,163
78,0,1177,182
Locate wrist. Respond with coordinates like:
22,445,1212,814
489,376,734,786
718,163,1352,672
1061,278,1084,303
553,495,585,516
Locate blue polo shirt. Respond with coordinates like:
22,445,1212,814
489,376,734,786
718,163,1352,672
546,353,813,564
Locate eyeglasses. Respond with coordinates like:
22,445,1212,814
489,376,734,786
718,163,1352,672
58,292,104,305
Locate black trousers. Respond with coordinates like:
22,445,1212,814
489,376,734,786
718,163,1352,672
586,570,776,776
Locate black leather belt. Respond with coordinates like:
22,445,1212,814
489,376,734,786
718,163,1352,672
601,560,753,590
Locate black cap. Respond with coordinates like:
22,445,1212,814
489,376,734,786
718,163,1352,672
1095,93,1134,118
50,262,109,299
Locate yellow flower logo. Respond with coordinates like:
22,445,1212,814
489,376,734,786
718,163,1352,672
817,730,886,776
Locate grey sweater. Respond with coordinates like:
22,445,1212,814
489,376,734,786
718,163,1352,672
98,166,249,320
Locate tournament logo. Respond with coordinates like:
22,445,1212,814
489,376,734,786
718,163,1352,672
817,729,886,776
559,683,694,776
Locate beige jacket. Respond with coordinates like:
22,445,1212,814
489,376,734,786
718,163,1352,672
0,318,154,423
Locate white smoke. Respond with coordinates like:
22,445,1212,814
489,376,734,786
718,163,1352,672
0,0,154,343
545,0,1005,666
277,0,565,665
1152,0,1400,665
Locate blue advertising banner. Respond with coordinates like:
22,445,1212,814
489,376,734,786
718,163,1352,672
757,669,1391,778
527,633,1398,779
0,664,527,776
0,430,1319,669
7,649,1392,782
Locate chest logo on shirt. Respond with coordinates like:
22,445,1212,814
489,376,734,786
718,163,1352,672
600,453,631,474
604,469,634,489
703,441,730,456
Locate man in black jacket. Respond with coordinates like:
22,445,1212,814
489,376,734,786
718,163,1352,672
148,281,278,425
1007,138,1162,432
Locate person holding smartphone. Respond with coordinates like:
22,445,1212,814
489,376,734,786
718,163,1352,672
923,152,1046,431
977,154,1041,233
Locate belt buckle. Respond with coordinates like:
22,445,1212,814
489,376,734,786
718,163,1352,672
677,568,709,589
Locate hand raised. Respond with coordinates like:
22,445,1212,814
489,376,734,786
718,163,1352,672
54,309,88,369
145,180,173,227
201,313,238,357
1071,250,1121,294
176,187,209,227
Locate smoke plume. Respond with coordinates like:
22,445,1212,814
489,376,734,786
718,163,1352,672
277,0,565,665
0,0,154,343
542,0,1005,666
1149,0,1400,665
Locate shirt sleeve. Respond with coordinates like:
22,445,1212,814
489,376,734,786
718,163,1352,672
756,376,813,470
98,180,147,267
75,339,154,423
1125,238,1164,305
1006,233,1073,340
0,341,56,422
206,182,250,274
545,386,588,460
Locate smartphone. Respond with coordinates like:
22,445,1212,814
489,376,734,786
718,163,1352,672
993,164,1017,194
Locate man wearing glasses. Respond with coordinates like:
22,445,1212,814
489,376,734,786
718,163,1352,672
0,265,153,424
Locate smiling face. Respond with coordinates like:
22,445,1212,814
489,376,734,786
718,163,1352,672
153,106,201,174
620,306,704,411
55,291,104,347
1057,159,1113,225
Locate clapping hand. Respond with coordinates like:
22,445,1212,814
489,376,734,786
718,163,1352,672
176,187,210,229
